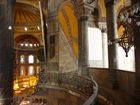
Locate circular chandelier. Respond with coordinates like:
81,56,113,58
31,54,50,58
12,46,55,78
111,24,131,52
116,3,140,57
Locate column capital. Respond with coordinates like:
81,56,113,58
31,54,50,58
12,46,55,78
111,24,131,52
105,0,117,7
77,3,96,20
98,22,107,33
74,0,97,19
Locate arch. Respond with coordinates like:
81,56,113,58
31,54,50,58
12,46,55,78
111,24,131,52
97,0,106,17
14,34,41,46
58,0,78,57
57,0,78,18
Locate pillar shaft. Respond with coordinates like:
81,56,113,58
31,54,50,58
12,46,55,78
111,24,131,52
105,0,119,89
47,13,59,71
105,0,119,69
0,0,15,104
130,1,140,104
101,30,108,68
78,16,89,77
133,9,140,105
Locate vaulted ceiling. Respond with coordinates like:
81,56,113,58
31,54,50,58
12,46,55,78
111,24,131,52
14,2,42,46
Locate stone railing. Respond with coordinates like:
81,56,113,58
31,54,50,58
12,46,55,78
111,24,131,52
12,95,47,105
12,72,98,105
83,79,98,105
37,72,98,97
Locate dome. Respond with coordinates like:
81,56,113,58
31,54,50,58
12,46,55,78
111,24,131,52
14,3,41,26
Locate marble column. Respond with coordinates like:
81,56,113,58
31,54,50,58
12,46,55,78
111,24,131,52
78,16,90,77
105,0,119,89
101,29,108,68
105,0,119,69
0,0,15,104
77,1,95,77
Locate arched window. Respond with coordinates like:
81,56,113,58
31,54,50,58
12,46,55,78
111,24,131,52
28,55,34,64
20,55,25,63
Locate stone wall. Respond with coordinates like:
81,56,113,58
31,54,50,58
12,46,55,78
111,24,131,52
89,68,136,105
59,29,78,73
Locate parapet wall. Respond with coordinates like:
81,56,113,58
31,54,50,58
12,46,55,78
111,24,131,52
89,68,136,105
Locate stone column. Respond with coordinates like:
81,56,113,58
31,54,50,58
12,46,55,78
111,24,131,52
105,0,119,69
0,0,15,104
132,1,140,104
101,29,108,68
134,25,140,105
78,16,89,77
77,1,95,77
105,0,119,89
47,12,59,72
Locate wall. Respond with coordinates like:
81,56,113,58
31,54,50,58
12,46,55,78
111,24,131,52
59,28,78,73
89,68,136,105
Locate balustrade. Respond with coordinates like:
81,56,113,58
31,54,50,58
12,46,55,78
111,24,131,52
12,72,98,105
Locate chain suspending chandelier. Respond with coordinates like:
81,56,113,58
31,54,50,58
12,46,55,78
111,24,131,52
114,3,140,57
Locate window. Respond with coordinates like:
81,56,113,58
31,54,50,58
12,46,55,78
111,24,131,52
25,43,28,47
88,27,103,67
20,55,25,63
118,46,135,72
28,66,34,76
20,66,25,76
28,55,34,64
29,44,33,47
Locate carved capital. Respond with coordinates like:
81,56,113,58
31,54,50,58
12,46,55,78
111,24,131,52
98,22,107,33
105,0,117,7
77,3,95,19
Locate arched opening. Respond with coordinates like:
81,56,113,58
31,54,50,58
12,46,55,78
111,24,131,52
14,35,40,92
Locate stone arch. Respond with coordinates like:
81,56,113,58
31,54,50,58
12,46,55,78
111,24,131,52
97,0,106,17
14,34,41,46
57,0,79,57
57,0,80,18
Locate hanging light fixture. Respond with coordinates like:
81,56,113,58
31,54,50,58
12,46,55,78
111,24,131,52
111,2,140,57
117,24,134,57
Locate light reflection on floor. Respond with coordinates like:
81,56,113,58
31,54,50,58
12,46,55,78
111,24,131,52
14,76,38,96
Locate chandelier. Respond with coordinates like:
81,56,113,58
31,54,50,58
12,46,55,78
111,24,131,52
112,3,140,57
